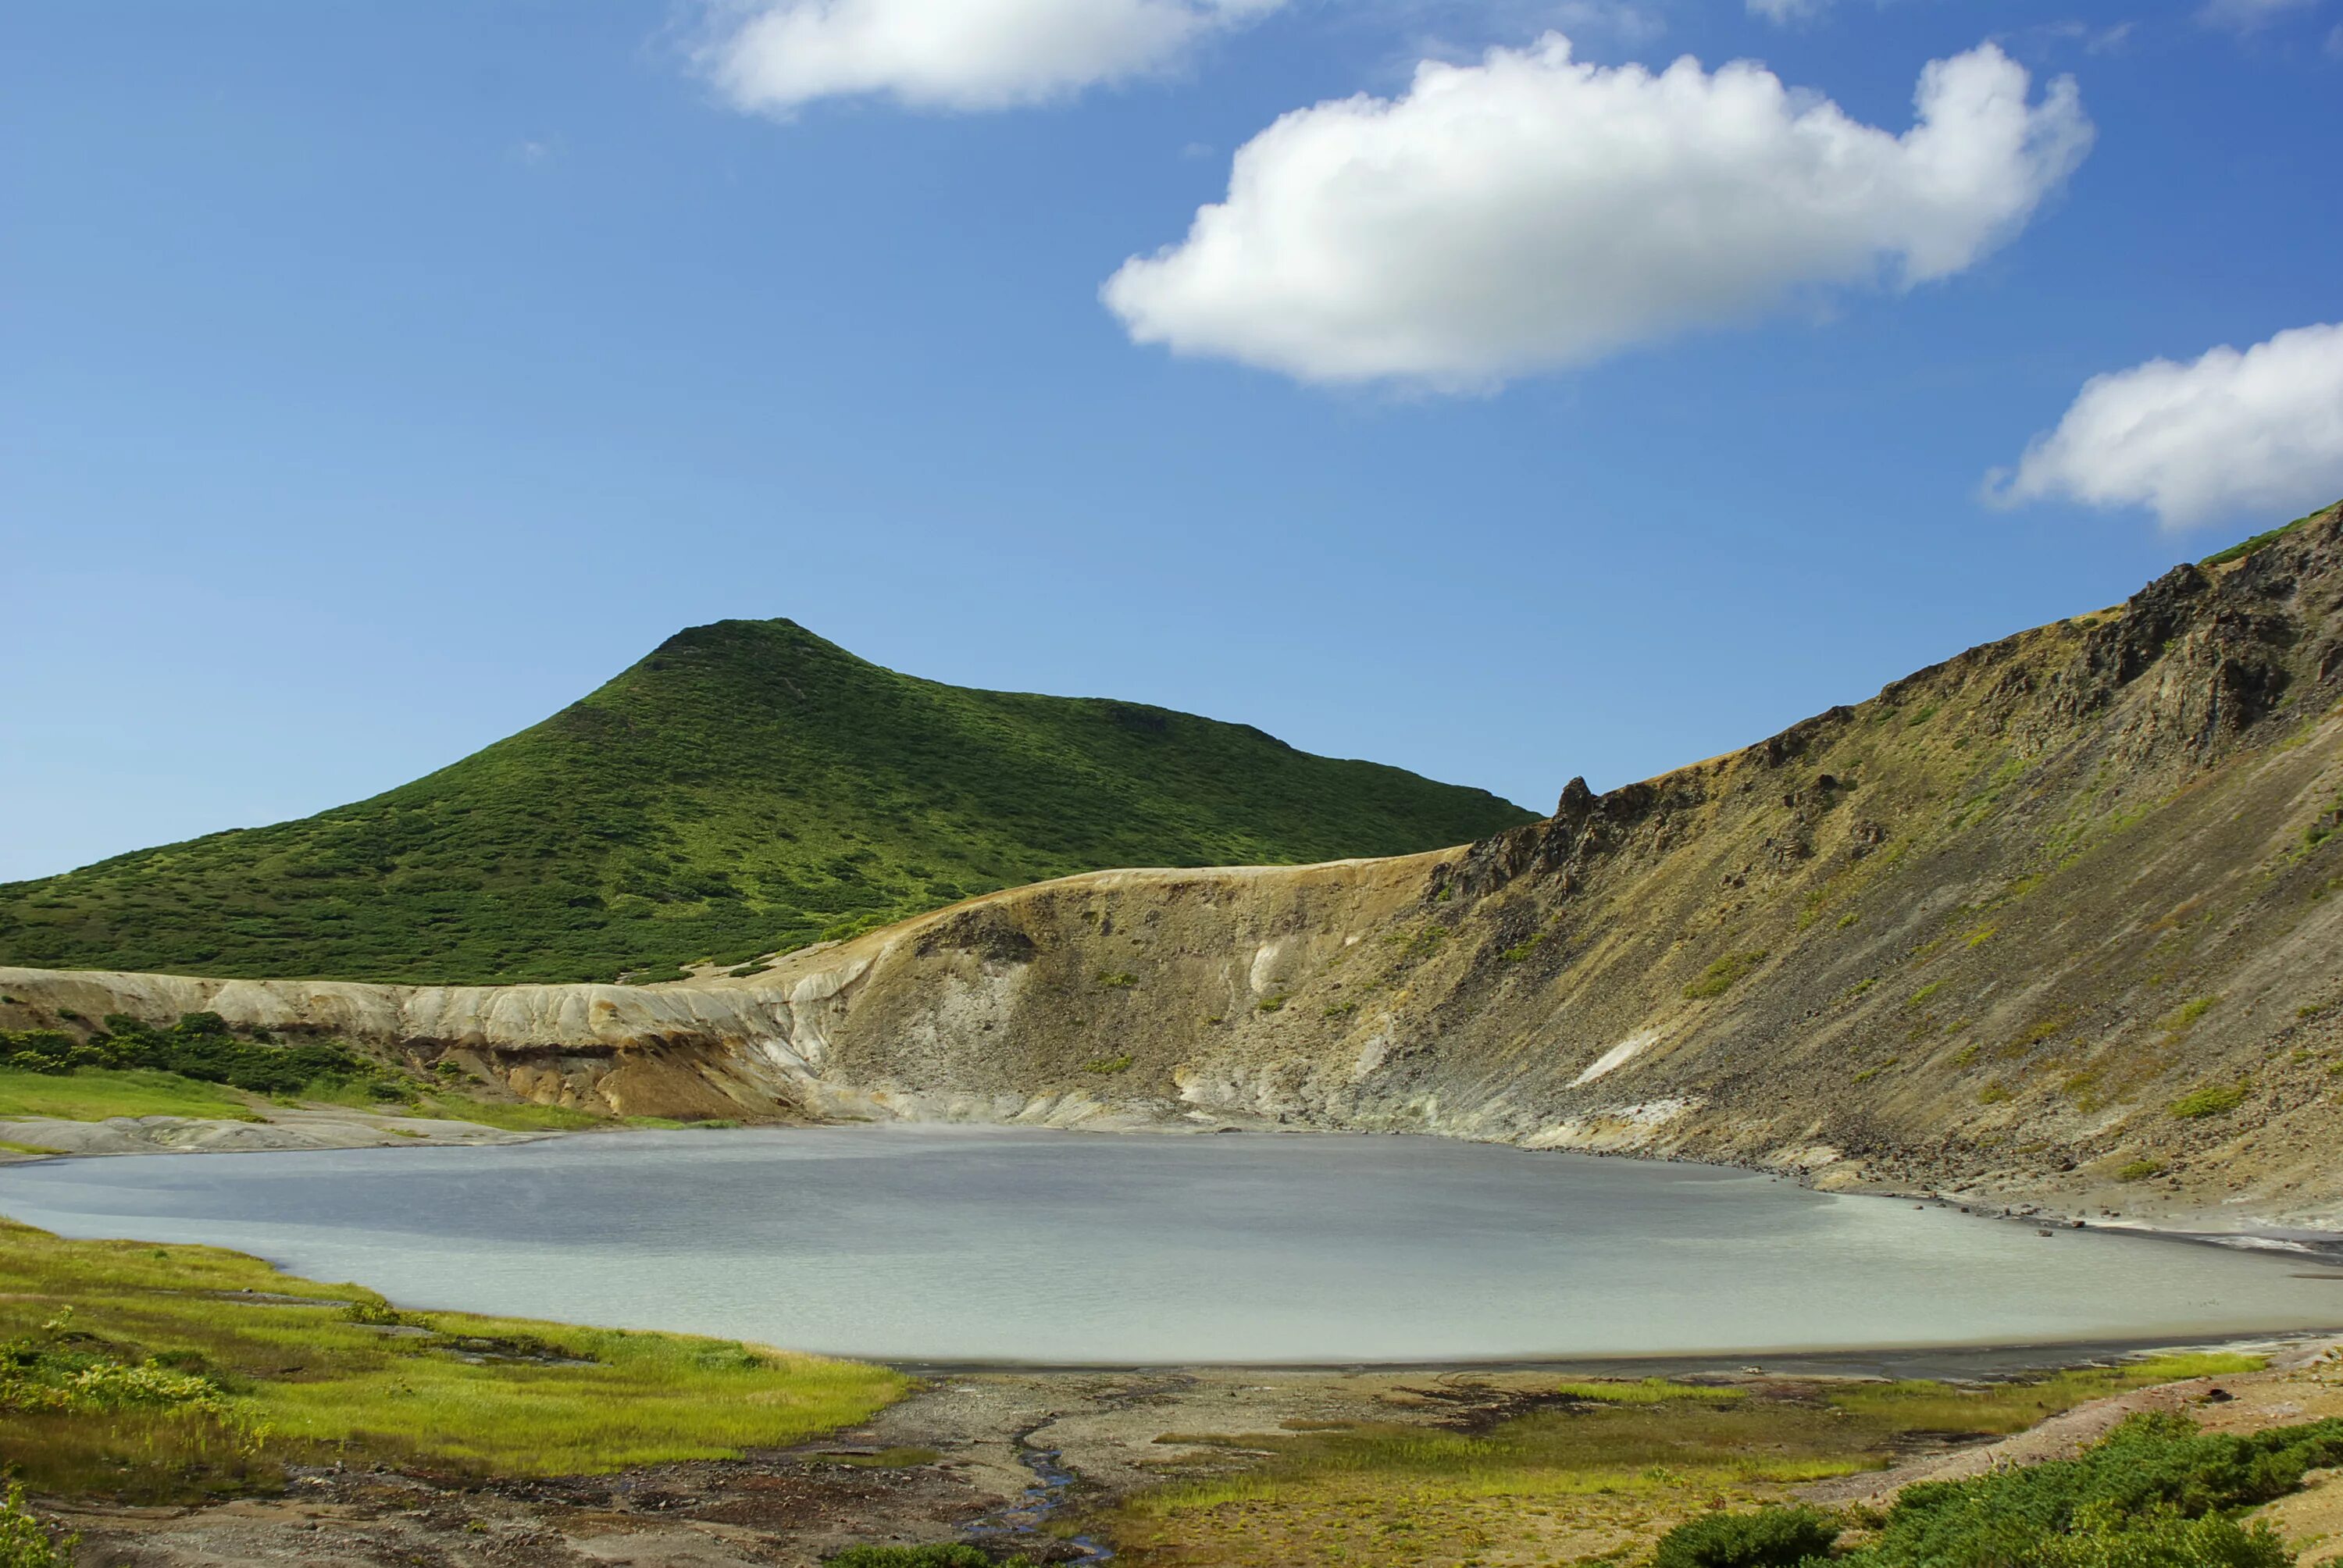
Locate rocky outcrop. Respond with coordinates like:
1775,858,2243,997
7,505,2342,1234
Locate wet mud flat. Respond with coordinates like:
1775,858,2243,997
52,1335,2341,1568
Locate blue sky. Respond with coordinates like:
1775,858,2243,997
5,0,2341,883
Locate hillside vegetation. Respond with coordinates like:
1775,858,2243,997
0,620,1529,984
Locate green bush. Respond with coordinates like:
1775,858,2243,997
1662,1415,2343,1568
2032,1506,2291,1568
1850,1413,2341,1568
2169,1085,2248,1120
1653,1506,1840,1568
1684,950,1768,1000
3,1014,394,1099
0,1481,76,1568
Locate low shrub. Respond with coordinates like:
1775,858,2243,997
2031,1505,2291,1568
1667,1413,2343,1568
2169,1085,2248,1119
12,1012,398,1099
0,1481,77,1568
1652,1506,1839,1568
1684,950,1767,1000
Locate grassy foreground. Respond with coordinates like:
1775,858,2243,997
1099,1356,2267,1568
0,1217,905,1499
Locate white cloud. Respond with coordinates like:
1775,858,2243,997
1986,323,2343,531
1102,39,2091,389
698,0,1282,113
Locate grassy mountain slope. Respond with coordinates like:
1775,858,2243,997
0,620,1532,984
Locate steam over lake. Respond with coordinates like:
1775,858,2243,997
4,1126,2335,1363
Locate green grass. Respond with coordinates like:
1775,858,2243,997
0,1066,262,1123
0,619,1532,985
407,1092,607,1131
0,1217,904,1499
1684,950,1768,1000
2169,1083,2249,1119
1556,1377,1747,1406
2199,504,2330,567
1100,1359,2271,1568
0,1066,615,1137
1823,1354,2264,1436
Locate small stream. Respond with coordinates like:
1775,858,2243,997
963,1424,1112,1563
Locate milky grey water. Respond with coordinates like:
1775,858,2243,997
2,1125,2337,1363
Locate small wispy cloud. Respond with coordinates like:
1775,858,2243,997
2197,0,2318,30
2033,19,2134,54
1549,0,1664,46
695,0,1285,116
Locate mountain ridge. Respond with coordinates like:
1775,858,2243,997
0,618,1532,985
